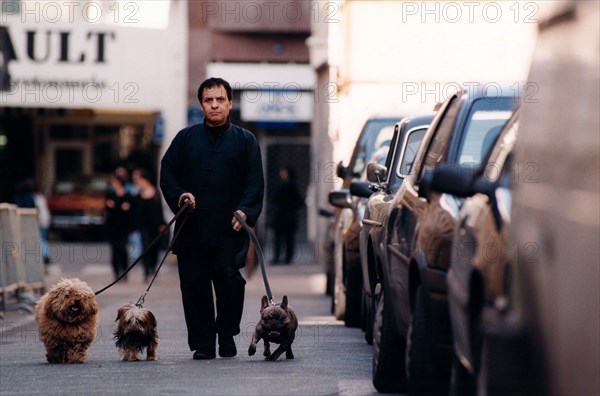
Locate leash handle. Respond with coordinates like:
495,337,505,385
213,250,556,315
95,199,191,296
234,212,274,305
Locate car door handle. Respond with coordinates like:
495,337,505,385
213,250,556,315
363,219,383,227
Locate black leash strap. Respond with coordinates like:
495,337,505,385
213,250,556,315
135,207,190,307
95,200,191,296
233,212,274,305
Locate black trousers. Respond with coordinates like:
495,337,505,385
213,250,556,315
140,228,159,277
176,240,247,352
274,225,297,263
109,233,129,279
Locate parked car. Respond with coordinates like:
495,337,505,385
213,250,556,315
325,115,402,326
47,175,109,240
429,109,519,394
485,2,599,395
350,113,433,392
381,85,518,393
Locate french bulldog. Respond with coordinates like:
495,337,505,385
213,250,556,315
248,295,298,361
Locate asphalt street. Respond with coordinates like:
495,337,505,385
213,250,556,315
0,243,384,396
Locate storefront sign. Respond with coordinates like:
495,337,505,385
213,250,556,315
0,4,185,112
241,90,313,122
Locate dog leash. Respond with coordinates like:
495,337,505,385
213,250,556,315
135,206,190,307
233,212,274,306
94,200,191,296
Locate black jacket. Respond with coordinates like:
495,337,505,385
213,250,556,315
160,121,264,251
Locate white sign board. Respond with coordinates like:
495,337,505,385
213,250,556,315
0,1,186,113
241,90,313,122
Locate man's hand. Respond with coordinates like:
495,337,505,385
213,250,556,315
231,210,247,232
179,193,196,210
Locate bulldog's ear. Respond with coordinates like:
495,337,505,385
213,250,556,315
260,295,269,312
281,295,288,310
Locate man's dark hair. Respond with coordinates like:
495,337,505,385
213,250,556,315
197,77,233,103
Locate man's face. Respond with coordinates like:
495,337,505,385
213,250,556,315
200,85,232,127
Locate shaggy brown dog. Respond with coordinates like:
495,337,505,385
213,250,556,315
35,278,99,363
114,303,158,361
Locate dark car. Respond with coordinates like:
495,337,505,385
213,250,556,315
381,85,518,393
350,114,433,392
47,175,109,239
485,3,599,395
428,109,519,393
325,116,402,326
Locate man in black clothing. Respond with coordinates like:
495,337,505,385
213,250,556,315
160,77,264,360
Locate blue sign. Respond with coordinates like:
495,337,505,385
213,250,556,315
188,106,204,126
154,114,165,145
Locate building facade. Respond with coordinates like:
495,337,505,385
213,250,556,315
187,0,314,245
1,0,187,200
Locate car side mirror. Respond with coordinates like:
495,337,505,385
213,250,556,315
424,164,478,197
318,207,335,218
472,177,497,199
349,180,374,199
336,161,348,179
366,162,387,184
328,189,352,209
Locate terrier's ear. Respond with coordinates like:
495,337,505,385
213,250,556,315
116,306,128,322
281,295,288,310
146,310,157,328
260,295,269,312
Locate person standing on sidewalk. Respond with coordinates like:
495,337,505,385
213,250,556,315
105,171,135,280
160,77,264,360
133,168,167,282
270,166,304,264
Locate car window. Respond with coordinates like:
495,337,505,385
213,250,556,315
419,96,461,180
457,97,514,167
54,181,76,194
367,125,395,166
397,128,427,179
53,177,109,194
483,115,519,182
350,120,399,177
88,178,109,193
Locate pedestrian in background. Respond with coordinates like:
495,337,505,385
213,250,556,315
270,166,304,264
14,178,51,265
160,77,264,360
105,170,135,280
115,165,143,260
133,168,167,282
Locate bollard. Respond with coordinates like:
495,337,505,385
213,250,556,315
0,203,35,314
17,208,45,295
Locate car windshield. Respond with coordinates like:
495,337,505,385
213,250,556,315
457,98,514,166
351,120,399,177
53,177,108,194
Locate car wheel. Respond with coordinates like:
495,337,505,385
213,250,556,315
326,269,333,296
332,238,346,320
333,282,346,320
476,335,489,396
372,284,407,393
363,291,373,345
406,285,448,394
344,260,362,327
450,354,475,396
